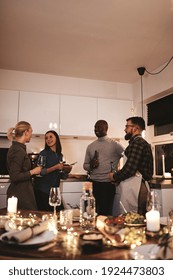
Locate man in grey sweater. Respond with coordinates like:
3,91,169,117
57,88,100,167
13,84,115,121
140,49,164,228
83,120,124,216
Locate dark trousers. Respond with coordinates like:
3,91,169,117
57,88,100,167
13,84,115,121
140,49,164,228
92,181,115,216
34,188,64,212
138,180,149,215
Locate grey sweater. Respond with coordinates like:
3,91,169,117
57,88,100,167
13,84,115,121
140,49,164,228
83,136,124,182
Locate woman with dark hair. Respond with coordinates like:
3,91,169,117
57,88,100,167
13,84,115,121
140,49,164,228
34,130,71,211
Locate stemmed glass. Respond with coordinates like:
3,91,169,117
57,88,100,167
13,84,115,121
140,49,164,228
36,155,46,177
49,187,61,219
37,155,46,168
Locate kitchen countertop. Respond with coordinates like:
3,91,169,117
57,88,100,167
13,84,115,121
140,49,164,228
61,174,89,182
149,177,173,189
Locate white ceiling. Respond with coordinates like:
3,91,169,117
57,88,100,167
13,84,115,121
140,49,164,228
0,0,173,83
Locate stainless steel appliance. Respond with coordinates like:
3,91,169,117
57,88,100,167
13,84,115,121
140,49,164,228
0,148,10,209
0,177,10,209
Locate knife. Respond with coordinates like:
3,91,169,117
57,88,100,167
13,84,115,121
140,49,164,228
69,161,77,165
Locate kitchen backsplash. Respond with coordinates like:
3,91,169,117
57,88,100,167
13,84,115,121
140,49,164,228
0,136,127,174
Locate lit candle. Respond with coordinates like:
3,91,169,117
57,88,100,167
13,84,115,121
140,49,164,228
146,209,160,232
7,196,18,213
162,154,165,176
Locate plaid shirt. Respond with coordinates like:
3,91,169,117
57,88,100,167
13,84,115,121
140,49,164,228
113,135,153,182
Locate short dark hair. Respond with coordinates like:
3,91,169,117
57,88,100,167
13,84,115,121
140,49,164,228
95,120,108,130
126,116,146,130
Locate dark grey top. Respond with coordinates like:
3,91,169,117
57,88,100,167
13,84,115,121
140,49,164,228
7,141,37,210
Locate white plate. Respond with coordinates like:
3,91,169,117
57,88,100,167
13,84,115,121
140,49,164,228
130,244,160,260
160,217,167,226
0,230,56,247
124,223,146,227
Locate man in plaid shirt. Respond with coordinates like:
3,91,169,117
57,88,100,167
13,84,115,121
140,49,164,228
109,116,153,215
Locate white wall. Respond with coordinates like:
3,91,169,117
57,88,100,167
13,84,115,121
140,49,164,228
133,61,173,116
133,61,173,141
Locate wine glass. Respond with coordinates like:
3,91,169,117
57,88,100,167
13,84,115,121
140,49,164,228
37,155,46,167
49,187,61,218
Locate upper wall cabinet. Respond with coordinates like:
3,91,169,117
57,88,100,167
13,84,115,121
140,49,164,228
60,95,97,136
98,99,133,138
0,89,19,133
19,91,60,134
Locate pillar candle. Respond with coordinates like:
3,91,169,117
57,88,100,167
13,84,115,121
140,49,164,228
162,154,165,176
7,196,18,213
146,209,160,232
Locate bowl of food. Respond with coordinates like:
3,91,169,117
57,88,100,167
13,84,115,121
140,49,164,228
124,212,146,226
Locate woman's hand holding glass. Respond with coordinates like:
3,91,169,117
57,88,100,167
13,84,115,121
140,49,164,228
30,166,42,176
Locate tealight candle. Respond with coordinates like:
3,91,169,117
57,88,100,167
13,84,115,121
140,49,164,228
146,209,160,232
7,196,18,213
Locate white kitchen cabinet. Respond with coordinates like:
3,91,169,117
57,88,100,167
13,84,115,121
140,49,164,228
60,95,97,136
152,187,173,217
98,99,133,138
19,91,60,134
0,90,19,133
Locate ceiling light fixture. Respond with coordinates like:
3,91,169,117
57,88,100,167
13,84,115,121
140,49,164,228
137,67,146,118
137,56,173,118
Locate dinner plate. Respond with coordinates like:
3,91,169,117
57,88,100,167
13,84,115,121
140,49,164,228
160,217,167,226
124,222,146,227
130,244,159,260
0,230,56,247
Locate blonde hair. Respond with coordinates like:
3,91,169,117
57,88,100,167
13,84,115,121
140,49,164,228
7,121,31,141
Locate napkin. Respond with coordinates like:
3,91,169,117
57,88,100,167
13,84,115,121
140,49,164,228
2,220,49,243
156,234,173,260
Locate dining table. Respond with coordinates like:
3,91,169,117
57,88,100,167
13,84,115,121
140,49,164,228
0,208,159,260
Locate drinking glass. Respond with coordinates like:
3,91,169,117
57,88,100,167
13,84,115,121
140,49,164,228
37,155,46,167
49,187,61,218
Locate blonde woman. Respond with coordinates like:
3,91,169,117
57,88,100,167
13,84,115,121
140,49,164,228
7,121,42,210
